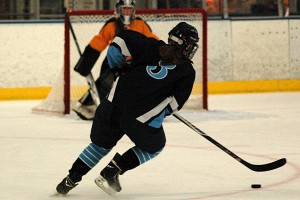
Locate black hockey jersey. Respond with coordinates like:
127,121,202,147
107,30,195,128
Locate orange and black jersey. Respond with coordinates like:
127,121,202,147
74,17,159,77
89,17,159,52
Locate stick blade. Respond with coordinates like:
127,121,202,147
246,158,287,172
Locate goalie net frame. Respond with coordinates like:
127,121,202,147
35,8,208,115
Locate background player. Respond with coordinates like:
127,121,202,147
56,22,199,196
73,0,159,120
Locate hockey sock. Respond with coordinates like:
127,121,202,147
69,158,91,179
117,149,139,174
131,146,163,165
117,146,163,174
79,143,111,168
69,143,111,178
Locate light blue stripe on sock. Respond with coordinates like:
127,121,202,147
132,147,146,163
86,146,102,160
82,149,99,164
89,143,109,157
79,143,111,168
132,146,163,165
79,152,97,168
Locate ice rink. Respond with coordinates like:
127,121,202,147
1,92,299,200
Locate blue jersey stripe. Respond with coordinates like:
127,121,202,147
148,110,166,128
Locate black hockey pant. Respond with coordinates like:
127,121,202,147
90,99,166,154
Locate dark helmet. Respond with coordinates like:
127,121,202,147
115,0,136,25
168,22,199,59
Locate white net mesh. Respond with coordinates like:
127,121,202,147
33,9,206,115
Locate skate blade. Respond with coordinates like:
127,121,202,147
94,175,116,196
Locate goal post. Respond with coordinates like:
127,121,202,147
32,8,208,115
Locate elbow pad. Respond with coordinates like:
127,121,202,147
74,45,100,77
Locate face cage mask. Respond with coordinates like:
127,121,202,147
183,44,199,60
168,35,199,60
119,6,135,25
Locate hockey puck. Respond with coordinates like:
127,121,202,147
251,184,261,189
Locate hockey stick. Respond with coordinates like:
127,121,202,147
65,10,100,106
172,113,286,172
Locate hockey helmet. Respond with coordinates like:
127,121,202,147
115,0,136,25
168,22,199,59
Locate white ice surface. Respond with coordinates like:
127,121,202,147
0,92,299,200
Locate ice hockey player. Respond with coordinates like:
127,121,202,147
56,22,199,196
72,0,159,120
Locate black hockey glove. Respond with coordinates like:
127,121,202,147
110,62,132,79
74,45,100,77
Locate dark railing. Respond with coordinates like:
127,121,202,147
0,0,299,20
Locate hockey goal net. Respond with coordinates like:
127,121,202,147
33,8,207,115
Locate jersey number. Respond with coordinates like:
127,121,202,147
146,64,176,79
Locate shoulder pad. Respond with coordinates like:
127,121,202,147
135,16,143,20
103,17,117,27
134,17,153,32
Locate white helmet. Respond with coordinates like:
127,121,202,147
115,0,136,25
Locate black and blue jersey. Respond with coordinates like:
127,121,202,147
106,30,195,128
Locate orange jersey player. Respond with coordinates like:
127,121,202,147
73,0,159,120
89,15,159,52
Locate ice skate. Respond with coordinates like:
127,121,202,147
56,172,82,195
95,153,122,195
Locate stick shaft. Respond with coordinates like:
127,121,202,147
172,113,286,172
